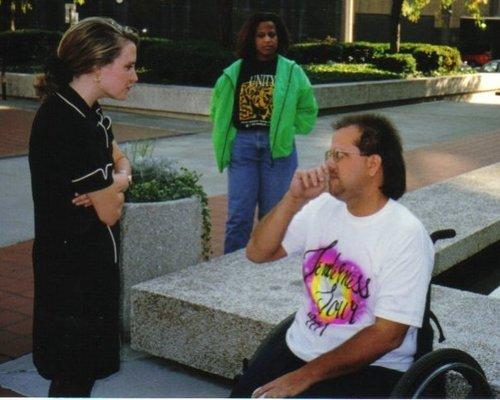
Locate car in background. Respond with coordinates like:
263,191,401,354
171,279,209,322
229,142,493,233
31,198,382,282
462,51,492,67
480,60,500,72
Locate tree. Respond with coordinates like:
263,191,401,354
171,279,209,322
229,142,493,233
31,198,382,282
0,0,85,31
389,0,488,52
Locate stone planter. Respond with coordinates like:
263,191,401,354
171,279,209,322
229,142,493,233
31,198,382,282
119,196,202,337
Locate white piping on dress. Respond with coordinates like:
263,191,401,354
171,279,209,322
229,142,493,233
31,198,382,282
97,121,110,148
106,225,118,264
56,93,86,118
56,95,117,264
56,96,112,149
72,163,113,183
96,109,112,148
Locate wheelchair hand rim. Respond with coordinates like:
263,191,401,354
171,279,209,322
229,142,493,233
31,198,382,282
413,361,490,398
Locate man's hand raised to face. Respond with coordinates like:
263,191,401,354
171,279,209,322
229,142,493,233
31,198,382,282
246,164,330,264
289,163,329,202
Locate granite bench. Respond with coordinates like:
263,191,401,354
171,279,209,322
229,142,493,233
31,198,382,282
130,163,500,394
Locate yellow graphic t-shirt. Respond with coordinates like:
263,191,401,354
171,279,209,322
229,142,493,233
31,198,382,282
234,58,277,130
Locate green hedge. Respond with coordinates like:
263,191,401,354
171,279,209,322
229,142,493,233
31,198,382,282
0,29,463,85
0,30,62,66
341,42,389,63
372,53,417,75
136,36,171,65
286,41,388,64
138,40,234,86
287,42,343,64
288,40,460,75
399,43,461,73
303,63,402,84
0,30,171,69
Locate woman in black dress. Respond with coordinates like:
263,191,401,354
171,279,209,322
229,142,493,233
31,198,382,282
29,17,138,397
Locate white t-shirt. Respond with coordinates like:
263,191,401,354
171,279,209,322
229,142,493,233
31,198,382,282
282,193,434,372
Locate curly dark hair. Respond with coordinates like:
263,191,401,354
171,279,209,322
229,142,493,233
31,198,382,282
333,114,406,200
236,12,290,60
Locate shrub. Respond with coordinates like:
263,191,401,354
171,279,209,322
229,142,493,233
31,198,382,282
372,53,417,75
1,31,464,84
435,45,462,73
139,40,234,86
399,43,461,74
341,42,389,63
303,63,402,83
125,140,212,260
287,42,343,64
324,41,461,75
0,29,61,67
137,36,171,65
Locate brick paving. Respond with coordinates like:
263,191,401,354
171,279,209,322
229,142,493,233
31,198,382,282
0,108,198,158
0,240,33,397
1,104,499,397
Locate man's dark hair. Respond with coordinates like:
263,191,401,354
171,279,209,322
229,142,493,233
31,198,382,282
235,12,290,60
334,114,406,200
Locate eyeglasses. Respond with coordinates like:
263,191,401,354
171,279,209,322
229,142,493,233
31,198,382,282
324,148,365,163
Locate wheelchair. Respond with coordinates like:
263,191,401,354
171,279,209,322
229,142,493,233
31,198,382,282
242,230,494,398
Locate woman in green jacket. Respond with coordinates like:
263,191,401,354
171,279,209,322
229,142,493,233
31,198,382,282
211,12,318,254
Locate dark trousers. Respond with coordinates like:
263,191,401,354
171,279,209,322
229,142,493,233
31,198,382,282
48,377,95,397
231,330,403,398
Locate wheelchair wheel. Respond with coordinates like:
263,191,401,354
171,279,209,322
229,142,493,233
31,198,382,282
390,348,493,398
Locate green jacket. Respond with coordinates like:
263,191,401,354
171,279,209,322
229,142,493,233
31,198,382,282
210,55,318,172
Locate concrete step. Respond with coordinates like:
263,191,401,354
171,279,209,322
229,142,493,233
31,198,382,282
399,163,500,275
489,286,500,299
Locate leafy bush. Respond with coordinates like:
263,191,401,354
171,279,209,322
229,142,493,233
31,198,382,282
1,30,465,83
125,141,212,260
287,41,343,64
341,42,389,63
303,63,402,83
399,43,461,74
433,45,462,73
287,40,461,76
0,29,61,67
137,36,171,66
138,40,234,86
372,53,417,75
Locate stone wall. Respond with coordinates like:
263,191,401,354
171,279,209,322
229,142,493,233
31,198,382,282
5,72,500,118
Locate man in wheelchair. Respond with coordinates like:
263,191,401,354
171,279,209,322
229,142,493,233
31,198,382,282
232,114,435,398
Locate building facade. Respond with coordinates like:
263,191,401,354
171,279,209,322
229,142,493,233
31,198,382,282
1,0,343,44
1,0,498,54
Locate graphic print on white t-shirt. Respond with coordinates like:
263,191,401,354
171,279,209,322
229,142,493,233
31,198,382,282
302,239,371,336
282,194,434,371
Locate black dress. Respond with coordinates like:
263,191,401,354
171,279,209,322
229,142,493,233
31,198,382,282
29,85,120,380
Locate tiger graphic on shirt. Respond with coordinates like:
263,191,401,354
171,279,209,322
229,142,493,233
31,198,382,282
239,74,274,126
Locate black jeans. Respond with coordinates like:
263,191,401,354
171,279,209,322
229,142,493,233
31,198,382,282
231,329,403,398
